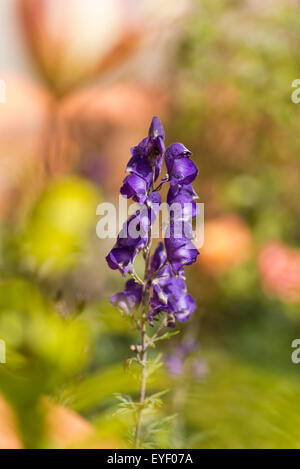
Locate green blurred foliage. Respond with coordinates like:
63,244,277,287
20,177,100,275
173,0,300,242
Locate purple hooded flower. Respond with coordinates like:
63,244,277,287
106,246,136,276
110,279,143,315
106,193,161,276
173,291,196,322
149,242,184,284
148,244,191,326
165,143,192,171
165,143,198,188
149,285,195,324
167,184,199,220
120,117,165,203
165,222,199,274
120,172,151,204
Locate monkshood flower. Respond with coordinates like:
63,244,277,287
165,143,198,191
148,243,195,325
167,183,199,220
105,117,200,448
106,192,161,275
149,276,196,325
165,222,199,274
110,279,143,316
120,116,165,204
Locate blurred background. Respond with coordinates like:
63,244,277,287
1,0,300,449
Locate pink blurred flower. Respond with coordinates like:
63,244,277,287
58,82,168,192
258,242,300,303
0,73,52,219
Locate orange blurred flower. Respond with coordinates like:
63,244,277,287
258,242,300,303
198,215,253,275
0,395,123,449
0,395,23,449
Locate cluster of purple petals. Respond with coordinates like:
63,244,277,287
106,117,199,324
164,143,199,275
148,243,196,325
120,116,165,204
106,192,161,276
110,279,143,316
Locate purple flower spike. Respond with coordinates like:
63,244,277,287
110,279,143,315
107,116,199,328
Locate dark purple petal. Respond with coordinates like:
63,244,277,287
165,142,192,174
165,233,199,274
147,191,162,206
108,192,162,277
117,213,149,253
149,116,165,139
120,173,149,204
174,294,196,322
165,218,194,241
167,184,199,219
146,192,161,221
110,279,143,315
126,151,153,180
106,247,135,276
169,158,198,187
149,275,196,324
150,242,167,274
121,117,165,202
